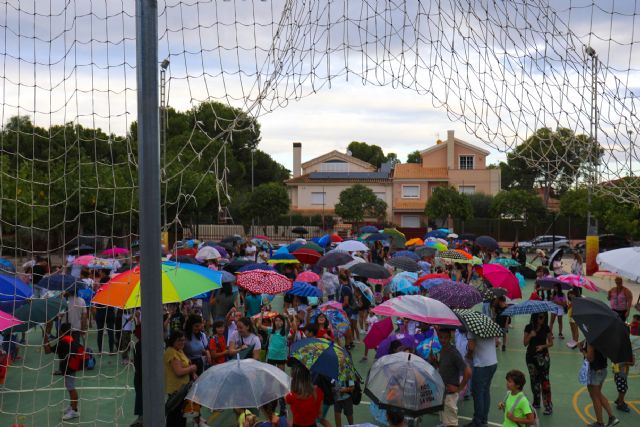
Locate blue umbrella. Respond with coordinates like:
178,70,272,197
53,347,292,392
318,234,331,248
366,233,392,242
37,274,81,292
425,229,448,239
392,251,420,261
360,225,379,234
237,263,276,273
268,253,298,263
353,280,375,304
389,272,420,295
502,300,563,317
275,246,290,255
287,281,322,297
162,261,223,286
220,270,236,283
418,278,452,290
0,258,16,273
0,275,33,301
287,242,304,252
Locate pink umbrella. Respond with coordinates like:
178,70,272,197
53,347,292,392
72,255,96,266
371,295,461,326
320,301,344,311
102,247,129,256
236,270,292,295
296,271,320,283
557,274,599,292
363,317,394,350
0,310,23,332
368,277,392,286
482,263,522,299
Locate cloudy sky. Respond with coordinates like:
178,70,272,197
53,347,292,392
1,0,639,179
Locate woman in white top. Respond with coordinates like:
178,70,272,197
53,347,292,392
570,253,583,276
227,317,262,360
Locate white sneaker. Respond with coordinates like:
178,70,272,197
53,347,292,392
63,405,72,413
62,408,80,420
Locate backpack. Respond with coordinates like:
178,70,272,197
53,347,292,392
504,391,539,427
60,336,90,372
351,377,363,405
339,284,358,312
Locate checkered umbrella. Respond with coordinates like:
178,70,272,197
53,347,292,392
236,270,292,294
502,300,563,317
428,282,482,309
387,256,419,272
453,309,503,338
437,250,470,262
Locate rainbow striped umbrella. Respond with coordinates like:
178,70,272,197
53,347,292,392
92,262,222,309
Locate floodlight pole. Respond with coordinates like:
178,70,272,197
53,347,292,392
135,1,165,426
585,46,599,275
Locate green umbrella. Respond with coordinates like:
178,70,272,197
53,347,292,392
490,258,521,268
12,297,67,332
383,228,406,248
300,242,324,252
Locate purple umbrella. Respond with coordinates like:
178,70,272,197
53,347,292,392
428,281,482,309
214,245,229,259
376,333,422,359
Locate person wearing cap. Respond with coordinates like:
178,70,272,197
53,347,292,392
437,326,471,427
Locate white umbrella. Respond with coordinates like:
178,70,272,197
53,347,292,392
186,358,290,410
196,246,221,261
365,352,445,416
597,247,640,282
336,240,370,252
447,233,459,239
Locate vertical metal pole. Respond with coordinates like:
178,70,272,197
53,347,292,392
135,1,165,426
585,47,599,275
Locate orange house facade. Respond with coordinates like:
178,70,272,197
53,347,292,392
391,130,501,227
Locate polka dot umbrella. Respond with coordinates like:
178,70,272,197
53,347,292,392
236,270,292,295
453,309,503,338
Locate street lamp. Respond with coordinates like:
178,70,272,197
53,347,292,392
585,46,599,274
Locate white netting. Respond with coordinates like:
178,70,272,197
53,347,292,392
1,0,640,425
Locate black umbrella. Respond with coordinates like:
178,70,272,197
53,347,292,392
174,255,201,264
365,233,391,242
413,245,437,258
221,235,245,244
291,227,309,235
223,259,254,273
476,235,498,251
387,256,419,273
316,252,353,269
68,244,94,255
572,297,633,363
37,274,82,292
349,262,391,279
549,248,563,266
12,297,68,332
536,277,571,291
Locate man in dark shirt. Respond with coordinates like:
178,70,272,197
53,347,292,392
437,326,472,427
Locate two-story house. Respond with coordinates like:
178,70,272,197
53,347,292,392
391,130,501,227
285,143,394,219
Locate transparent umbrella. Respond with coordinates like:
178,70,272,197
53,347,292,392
365,352,445,417
186,358,290,410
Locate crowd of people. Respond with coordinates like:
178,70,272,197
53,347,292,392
2,234,638,427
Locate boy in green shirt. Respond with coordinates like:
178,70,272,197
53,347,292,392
499,369,536,426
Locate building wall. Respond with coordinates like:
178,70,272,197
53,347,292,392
291,183,393,218
447,169,499,195
452,143,487,169
421,146,447,168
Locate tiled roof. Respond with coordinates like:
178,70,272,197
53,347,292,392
286,174,391,184
393,164,448,179
393,200,426,210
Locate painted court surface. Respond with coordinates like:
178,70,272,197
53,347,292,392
1,278,638,426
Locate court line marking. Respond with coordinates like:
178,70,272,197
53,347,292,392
359,400,502,426
572,374,640,423
1,386,133,393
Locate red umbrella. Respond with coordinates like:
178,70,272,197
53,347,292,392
236,270,292,295
253,235,270,241
363,317,394,350
296,271,321,282
176,248,197,257
330,234,343,243
482,263,522,299
292,248,322,265
414,273,450,287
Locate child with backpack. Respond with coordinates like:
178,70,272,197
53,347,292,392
499,369,537,426
43,322,84,421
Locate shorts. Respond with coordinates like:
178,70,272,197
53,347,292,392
588,368,607,386
349,313,358,321
64,375,76,391
319,403,332,419
334,396,354,416
440,392,459,426
614,372,628,393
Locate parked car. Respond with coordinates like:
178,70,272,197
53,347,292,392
573,234,631,254
519,235,570,252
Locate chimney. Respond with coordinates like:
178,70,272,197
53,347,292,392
447,130,455,170
293,142,302,177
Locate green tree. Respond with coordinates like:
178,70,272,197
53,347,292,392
347,141,397,168
244,183,290,225
425,186,473,227
500,128,603,205
468,193,494,218
490,189,547,223
406,150,422,164
560,188,640,239
335,184,388,228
